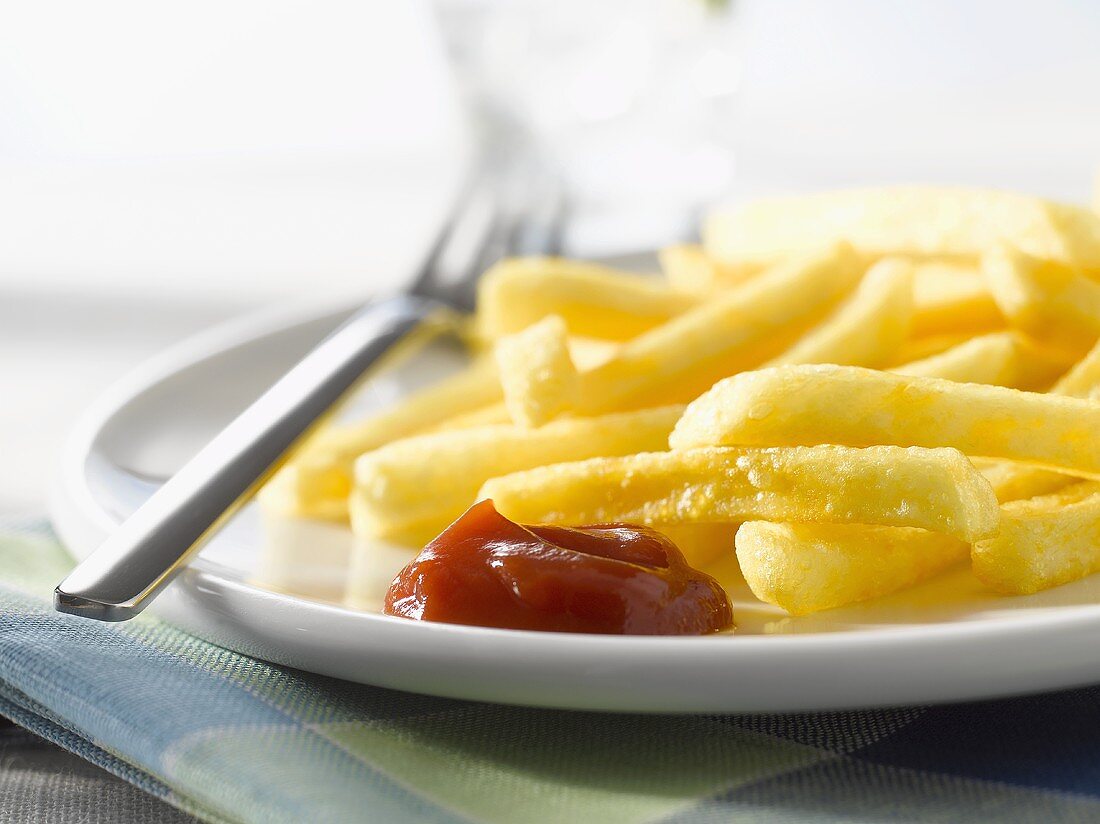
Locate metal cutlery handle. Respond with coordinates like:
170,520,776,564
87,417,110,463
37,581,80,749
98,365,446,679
55,294,440,621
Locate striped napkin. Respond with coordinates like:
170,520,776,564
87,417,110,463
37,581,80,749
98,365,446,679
3,517,1100,823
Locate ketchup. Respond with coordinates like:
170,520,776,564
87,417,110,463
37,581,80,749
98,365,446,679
383,500,733,635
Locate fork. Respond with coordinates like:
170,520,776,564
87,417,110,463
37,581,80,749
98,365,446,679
54,165,564,621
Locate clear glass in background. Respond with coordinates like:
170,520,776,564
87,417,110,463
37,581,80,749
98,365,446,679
435,0,742,256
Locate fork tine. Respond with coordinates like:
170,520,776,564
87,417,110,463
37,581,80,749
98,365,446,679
416,158,566,313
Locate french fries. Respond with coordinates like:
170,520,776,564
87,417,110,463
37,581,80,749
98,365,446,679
983,244,1100,349
911,262,1004,337
481,445,998,542
258,183,1100,619
671,364,1100,479
766,257,913,368
892,332,1071,389
575,242,864,412
746,330,1067,616
1052,335,1100,396
736,522,968,615
890,332,973,366
657,523,739,569
892,333,1019,384
966,336,1100,504
352,406,684,545
704,187,1100,272
495,315,579,427
260,356,504,521
976,460,1076,504
658,244,758,294
476,257,696,341
972,481,1100,594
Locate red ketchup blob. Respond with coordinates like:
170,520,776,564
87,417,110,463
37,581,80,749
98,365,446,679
383,500,733,635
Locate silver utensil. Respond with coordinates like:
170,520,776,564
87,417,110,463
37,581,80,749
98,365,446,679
55,167,563,621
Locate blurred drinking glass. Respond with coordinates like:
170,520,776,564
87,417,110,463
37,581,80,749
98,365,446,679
435,0,741,255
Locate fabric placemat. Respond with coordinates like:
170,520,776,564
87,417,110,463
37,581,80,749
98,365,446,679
4,516,1100,823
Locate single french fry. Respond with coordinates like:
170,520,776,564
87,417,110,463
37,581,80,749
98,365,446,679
257,463,353,523
892,333,1019,384
495,315,579,427
1052,336,1100,397
353,406,685,544
567,336,621,370
964,336,1100,504
983,244,1100,349
476,257,696,341
703,187,1100,272
890,332,973,366
767,257,913,368
575,242,864,413
657,523,739,569
658,244,759,294
481,445,998,542
258,355,504,521
892,332,1071,389
434,402,513,430
972,481,1100,594
911,262,1003,337
975,460,1078,504
1004,335,1077,390
438,336,617,431
736,521,968,615
671,364,1100,479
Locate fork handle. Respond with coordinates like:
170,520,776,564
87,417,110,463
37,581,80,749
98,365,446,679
55,294,441,621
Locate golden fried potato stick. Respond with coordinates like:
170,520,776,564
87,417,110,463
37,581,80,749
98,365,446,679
433,402,513,430
671,364,1100,479
258,356,504,521
767,257,913,368
959,337,1100,504
983,244,1100,349
703,186,1100,273
890,333,973,366
481,445,998,542
1052,335,1100,396
495,315,579,427
892,333,1019,384
575,242,864,413
975,460,1076,504
352,406,684,545
911,261,1004,337
892,332,1072,390
972,481,1100,594
657,523,739,569
736,522,968,615
658,244,759,294
966,336,1100,503
476,257,696,341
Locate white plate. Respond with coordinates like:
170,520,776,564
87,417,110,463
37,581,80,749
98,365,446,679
51,299,1100,713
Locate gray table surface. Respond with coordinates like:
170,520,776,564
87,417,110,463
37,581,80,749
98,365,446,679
0,719,196,823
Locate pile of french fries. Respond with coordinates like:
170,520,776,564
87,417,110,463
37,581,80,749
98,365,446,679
260,185,1100,618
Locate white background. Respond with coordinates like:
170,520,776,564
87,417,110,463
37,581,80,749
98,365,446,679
3,0,1100,508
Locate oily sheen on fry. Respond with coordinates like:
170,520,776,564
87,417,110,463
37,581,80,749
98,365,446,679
736,522,968,616
973,481,1100,594
352,405,684,545
671,364,1100,479
480,445,998,542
